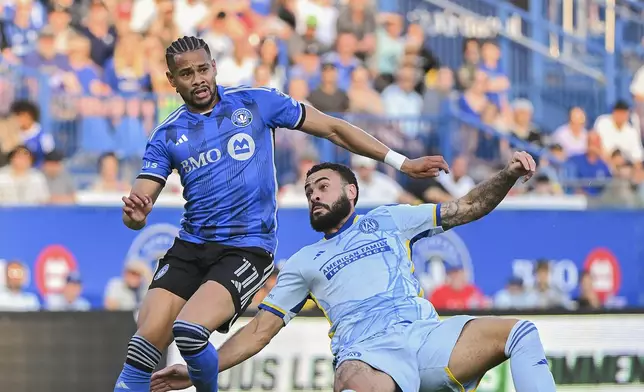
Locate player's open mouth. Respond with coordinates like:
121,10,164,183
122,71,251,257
194,87,210,99
312,206,327,214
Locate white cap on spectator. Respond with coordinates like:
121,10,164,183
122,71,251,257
512,98,534,112
351,154,377,169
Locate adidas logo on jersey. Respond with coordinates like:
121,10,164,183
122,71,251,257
115,381,130,390
175,134,188,145
231,280,242,292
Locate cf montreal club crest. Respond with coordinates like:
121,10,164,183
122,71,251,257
231,108,253,127
227,133,256,161
359,218,379,234
411,230,473,294
126,223,179,272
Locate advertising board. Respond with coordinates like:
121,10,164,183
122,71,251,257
1,207,641,307
167,314,644,392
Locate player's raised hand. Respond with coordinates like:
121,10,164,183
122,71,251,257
505,151,537,183
150,364,192,392
121,192,153,223
401,155,450,179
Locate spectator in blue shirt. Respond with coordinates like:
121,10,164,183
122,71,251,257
320,32,362,91
11,100,54,166
3,0,47,30
3,0,42,59
76,1,116,67
67,33,110,96
479,40,510,110
289,43,322,92
102,32,151,96
22,26,71,74
564,132,612,196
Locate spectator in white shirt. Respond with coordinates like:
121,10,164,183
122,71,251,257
437,155,476,198
629,64,644,138
494,277,538,310
279,149,319,207
216,37,258,87
552,107,588,157
0,145,49,205
351,154,417,206
594,101,644,166
45,271,91,311
296,0,338,48
0,260,40,311
104,260,151,311
381,66,424,138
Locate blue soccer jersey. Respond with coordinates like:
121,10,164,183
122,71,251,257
259,204,444,356
138,85,305,253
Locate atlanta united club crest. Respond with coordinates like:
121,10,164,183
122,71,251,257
231,108,253,127
359,218,379,234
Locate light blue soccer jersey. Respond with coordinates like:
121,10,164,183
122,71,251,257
259,203,444,356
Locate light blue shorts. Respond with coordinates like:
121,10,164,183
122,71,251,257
334,315,479,392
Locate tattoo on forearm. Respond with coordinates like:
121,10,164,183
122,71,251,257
440,169,517,230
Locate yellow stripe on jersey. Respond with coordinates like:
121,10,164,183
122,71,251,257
259,301,288,318
444,367,466,392
406,239,423,298
308,291,334,338
432,203,438,227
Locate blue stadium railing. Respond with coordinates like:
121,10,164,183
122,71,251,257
2,64,552,188
400,0,642,130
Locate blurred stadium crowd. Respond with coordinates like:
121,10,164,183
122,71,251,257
0,253,612,313
0,0,638,316
0,0,643,207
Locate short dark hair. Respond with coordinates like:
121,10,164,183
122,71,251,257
535,259,550,272
10,100,40,122
613,99,630,111
306,162,359,206
98,151,118,171
579,269,591,283
165,36,211,71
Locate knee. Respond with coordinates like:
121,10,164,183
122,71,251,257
335,362,359,390
172,320,212,356
505,319,543,356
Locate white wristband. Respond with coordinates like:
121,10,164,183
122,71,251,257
384,150,407,171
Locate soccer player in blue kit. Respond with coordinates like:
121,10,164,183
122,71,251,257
150,151,557,392
113,36,449,392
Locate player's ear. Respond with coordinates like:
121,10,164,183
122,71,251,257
211,59,217,77
345,183,358,204
166,70,177,88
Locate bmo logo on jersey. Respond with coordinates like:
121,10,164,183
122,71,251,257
180,148,222,173
227,133,256,161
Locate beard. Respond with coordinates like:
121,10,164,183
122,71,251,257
180,80,217,111
309,193,353,232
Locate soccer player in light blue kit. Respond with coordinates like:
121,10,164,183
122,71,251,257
151,152,557,392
